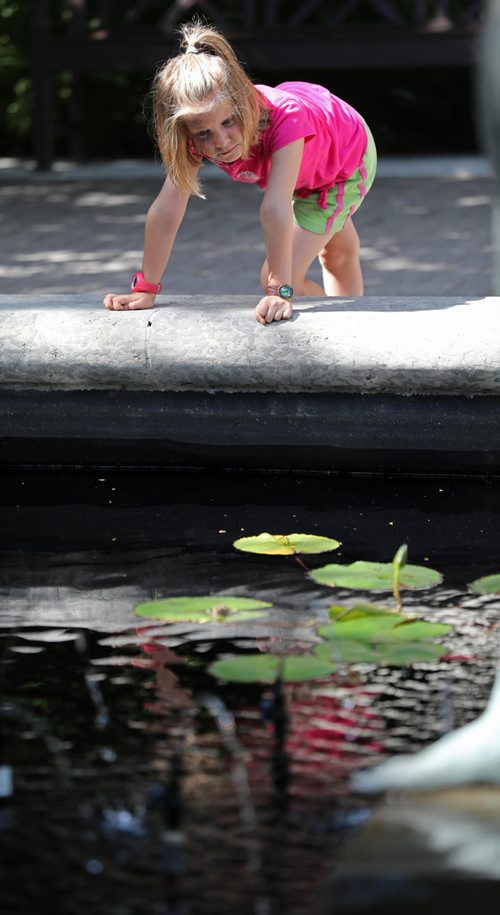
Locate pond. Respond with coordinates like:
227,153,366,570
1,467,500,914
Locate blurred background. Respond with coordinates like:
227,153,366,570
0,0,485,166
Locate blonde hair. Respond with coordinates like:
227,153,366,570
152,20,270,197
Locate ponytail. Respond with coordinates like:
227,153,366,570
178,19,237,61
152,20,269,197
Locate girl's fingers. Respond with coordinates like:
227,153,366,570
255,298,293,324
103,293,154,311
266,303,292,323
273,303,292,321
103,294,132,310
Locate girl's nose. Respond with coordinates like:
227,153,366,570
215,131,228,151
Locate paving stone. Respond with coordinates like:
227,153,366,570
0,171,494,299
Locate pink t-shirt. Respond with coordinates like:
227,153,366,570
205,82,368,196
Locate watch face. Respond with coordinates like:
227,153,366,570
279,284,293,299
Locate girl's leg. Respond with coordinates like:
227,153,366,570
318,217,363,295
260,217,362,296
259,222,329,296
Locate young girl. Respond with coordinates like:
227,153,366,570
104,20,377,325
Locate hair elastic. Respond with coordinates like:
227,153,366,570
185,46,200,54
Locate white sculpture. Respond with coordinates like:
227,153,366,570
352,663,500,793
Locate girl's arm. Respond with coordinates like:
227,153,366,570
256,138,304,325
103,175,192,311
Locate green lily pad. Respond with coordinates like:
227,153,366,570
310,560,442,591
380,620,452,640
208,653,335,683
314,639,446,667
134,595,272,623
318,616,407,640
233,532,341,556
318,617,451,642
469,573,500,595
327,603,402,621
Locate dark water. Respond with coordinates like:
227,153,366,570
1,469,500,914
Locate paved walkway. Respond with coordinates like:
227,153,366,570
0,156,495,298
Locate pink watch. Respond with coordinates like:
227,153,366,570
130,271,162,295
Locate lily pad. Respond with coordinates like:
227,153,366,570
380,620,452,640
469,573,500,595
327,603,402,621
208,653,335,683
233,532,341,556
318,617,451,642
310,560,442,591
314,639,446,666
318,616,407,640
134,595,272,623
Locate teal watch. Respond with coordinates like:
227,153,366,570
265,282,294,300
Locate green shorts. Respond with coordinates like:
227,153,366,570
292,123,377,237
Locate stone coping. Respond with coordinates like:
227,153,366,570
1,294,500,396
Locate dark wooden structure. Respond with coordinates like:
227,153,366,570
30,0,484,170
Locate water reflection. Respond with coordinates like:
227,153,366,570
1,469,500,911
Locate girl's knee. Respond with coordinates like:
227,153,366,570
319,221,360,270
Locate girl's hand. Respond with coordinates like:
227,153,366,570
103,292,156,311
255,294,293,325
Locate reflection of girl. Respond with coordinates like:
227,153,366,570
104,20,376,324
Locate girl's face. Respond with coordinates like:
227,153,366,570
184,100,243,162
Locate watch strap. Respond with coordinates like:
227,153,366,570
130,271,162,295
265,283,294,300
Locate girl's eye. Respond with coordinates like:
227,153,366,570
223,117,235,127
197,131,209,141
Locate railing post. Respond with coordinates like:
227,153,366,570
478,0,500,293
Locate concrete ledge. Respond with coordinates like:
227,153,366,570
2,294,500,394
1,295,500,471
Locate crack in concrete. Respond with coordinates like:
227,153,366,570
144,316,154,372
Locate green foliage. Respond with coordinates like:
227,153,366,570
134,595,272,623
309,560,443,592
315,602,451,667
209,653,335,683
392,542,408,607
317,617,451,642
0,0,479,159
0,0,30,147
206,539,449,681
233,532,341,556
469,573,500,595
326,602,398,620
207,597,452,681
